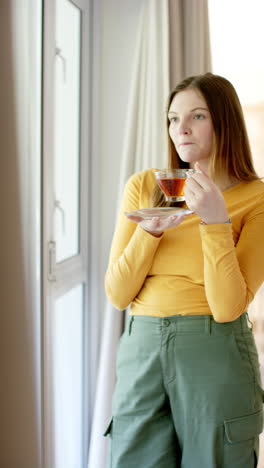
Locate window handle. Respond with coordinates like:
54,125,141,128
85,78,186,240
55,46,66,82
54,199,66,235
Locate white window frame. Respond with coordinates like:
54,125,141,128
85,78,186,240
42,0,100,466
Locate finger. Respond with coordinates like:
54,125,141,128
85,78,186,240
125,215,144,223
140,217,162,231
194,162,209,177
187,172,212,192
186,175,204,191
185,179,199,198
142,214,185,232
184,185,198,210
165,214,188,228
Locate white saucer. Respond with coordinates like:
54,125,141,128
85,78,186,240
125,207,193,220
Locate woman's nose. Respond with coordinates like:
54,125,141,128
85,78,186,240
178,120,191,135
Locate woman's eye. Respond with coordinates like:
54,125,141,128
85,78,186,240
194,114,205,120
170,117,178,123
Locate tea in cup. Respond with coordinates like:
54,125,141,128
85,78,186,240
155,169,196,202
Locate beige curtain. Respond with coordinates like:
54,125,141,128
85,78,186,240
88,1,211,467
0,1,42,467
169,0,211,85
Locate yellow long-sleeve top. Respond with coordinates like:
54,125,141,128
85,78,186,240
105,169,264,322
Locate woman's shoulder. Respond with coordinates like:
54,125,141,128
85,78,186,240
125,168,157,190
232,178,264,216
240,178,264,199
124,169,158,207
230,178,264,198
246,177,264,190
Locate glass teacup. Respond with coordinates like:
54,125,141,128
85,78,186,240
155,169,196,202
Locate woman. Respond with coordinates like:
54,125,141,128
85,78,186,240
104,73,264,468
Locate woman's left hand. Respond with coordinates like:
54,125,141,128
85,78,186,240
184,162,229,224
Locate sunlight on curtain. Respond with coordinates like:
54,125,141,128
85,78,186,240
208,0,264,105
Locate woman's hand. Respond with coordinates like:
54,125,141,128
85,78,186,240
125,213,190,237
184,162,229,224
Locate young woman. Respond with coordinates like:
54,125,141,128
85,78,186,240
104,73,264,468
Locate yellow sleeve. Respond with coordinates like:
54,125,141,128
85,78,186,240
105,171,163,310
200,198,264,322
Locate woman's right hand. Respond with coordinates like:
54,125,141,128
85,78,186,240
125,213,192,237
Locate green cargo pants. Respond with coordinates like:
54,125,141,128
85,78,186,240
104,313,264,468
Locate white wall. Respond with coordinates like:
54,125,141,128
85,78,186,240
0,1,42,467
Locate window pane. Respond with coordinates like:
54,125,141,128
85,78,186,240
53,284,84,467
243,103,264,177
54,0,81,262
208,0,264,105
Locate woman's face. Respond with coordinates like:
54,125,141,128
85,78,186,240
168,89,214,169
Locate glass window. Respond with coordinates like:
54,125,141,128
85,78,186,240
54,0,81,263
53,284,84,467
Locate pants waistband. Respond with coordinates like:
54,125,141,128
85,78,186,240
128,313,251,335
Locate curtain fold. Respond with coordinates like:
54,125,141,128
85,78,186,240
0,1,42,467
182,0,212,77
118,0,170,197
88,1,212,467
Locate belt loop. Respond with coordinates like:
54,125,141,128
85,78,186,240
128,316,134,335
205,316,211,335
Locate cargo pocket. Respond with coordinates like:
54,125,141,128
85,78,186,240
224,408,263,443
223,408,263,467
103,418,113,437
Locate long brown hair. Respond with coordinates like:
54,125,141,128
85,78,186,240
151,72,259,207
